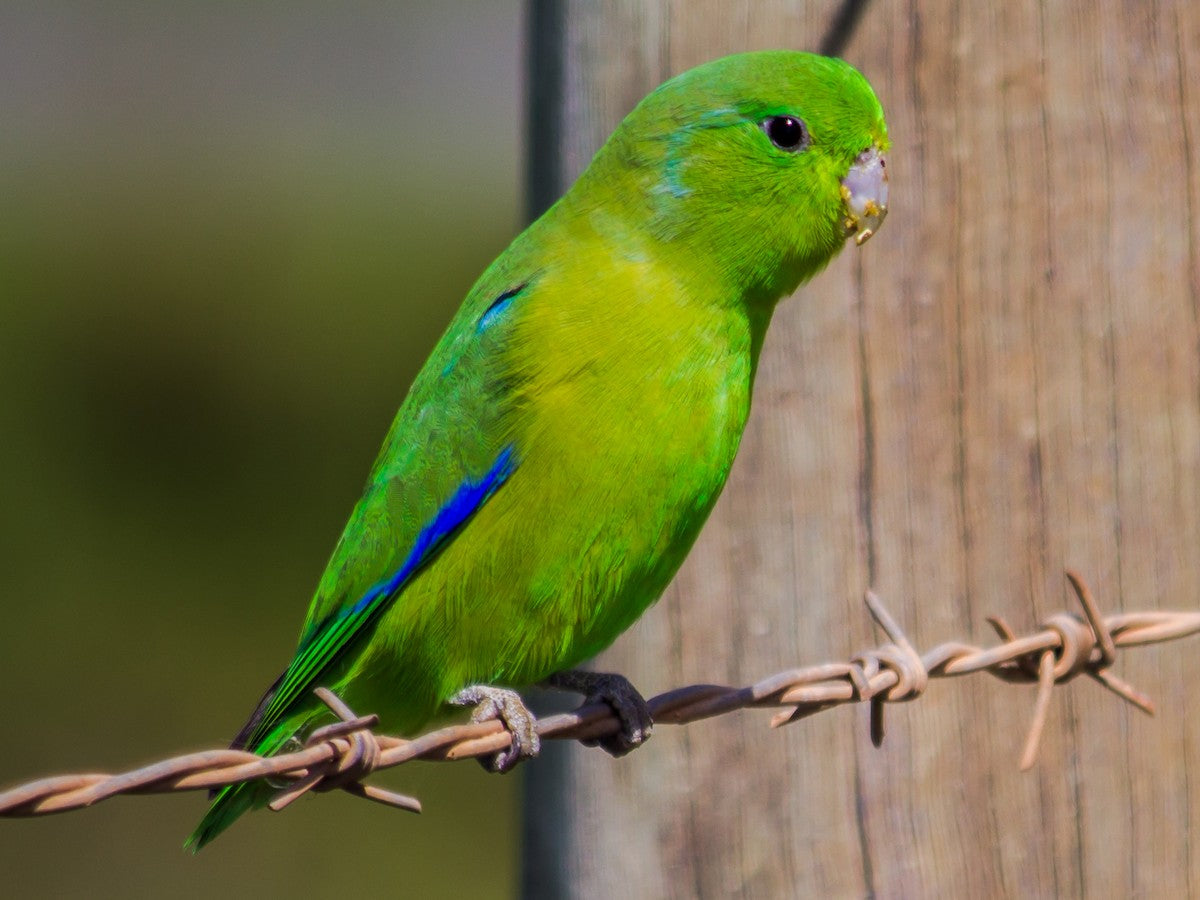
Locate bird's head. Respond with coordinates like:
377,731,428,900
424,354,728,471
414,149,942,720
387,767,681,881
580,50,889,304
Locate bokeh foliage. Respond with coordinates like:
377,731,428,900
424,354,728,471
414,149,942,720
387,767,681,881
0,4,523,896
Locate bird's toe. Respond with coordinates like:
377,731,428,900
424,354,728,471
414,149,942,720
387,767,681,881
450,684,540,773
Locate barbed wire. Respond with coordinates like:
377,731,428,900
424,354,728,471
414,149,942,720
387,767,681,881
2,570,1198,821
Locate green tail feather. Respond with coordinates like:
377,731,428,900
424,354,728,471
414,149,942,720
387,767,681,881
185,779,271,852
185,715,309,853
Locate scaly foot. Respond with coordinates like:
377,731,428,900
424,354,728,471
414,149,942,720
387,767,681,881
450,684,540,773
547,670,653,756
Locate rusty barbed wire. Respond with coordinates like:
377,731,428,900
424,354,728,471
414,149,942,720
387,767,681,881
2,570,1198,820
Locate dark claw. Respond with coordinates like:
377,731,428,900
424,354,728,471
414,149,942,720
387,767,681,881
450,684,540,773
547,670,653,757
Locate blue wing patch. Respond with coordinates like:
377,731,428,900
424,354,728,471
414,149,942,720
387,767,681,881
477,283,527,332
245,444,518,749
351,444,516,613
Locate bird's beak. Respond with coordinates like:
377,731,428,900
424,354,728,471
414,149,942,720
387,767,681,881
840,146,888,246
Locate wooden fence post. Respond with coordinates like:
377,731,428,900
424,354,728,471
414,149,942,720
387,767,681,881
523,2,1200,894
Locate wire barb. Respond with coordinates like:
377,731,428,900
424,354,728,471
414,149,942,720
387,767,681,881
1,572,1197,821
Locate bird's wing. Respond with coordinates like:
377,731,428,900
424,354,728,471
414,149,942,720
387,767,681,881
237,274,535,752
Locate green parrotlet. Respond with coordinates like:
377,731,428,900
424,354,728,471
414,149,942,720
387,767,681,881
189,49,889,850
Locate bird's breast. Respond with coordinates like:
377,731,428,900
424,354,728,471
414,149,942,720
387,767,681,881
511,283,758,574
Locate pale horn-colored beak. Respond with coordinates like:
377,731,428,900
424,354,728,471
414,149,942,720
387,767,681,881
840,146,888,246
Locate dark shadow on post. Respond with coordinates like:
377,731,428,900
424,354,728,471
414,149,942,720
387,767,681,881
819,0,872,57
525,0,566,222
521,5,573,897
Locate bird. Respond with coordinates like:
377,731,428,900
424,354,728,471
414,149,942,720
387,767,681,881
187,48,889,850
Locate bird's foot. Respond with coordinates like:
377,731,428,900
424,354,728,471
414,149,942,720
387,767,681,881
450,684,540,773
547,669,653,757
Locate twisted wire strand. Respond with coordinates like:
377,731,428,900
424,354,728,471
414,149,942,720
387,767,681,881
2,571,1197,820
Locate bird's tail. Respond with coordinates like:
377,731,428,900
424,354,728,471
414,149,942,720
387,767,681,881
185,780,269,852
184,716,306,853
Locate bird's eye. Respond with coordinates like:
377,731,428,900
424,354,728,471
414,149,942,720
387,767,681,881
762,115,809,152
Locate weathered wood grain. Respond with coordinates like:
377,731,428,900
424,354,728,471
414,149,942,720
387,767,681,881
523,2,1200,895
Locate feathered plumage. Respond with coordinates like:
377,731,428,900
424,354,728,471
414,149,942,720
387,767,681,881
188,49,888,850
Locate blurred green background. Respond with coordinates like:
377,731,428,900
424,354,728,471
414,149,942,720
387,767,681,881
0,3,525,896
